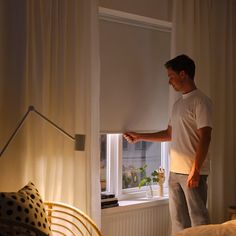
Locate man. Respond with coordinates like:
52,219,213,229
124,54,212,234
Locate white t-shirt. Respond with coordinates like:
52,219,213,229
169,89,213,175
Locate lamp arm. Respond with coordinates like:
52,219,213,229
0,106,85,157
0,107,31,157
30,106,75,141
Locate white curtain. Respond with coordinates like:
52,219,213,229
171,0,236,223
0,0,100,226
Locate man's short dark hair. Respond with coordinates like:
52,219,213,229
165,54,195,80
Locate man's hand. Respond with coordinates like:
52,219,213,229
123,132,140,143
187,127,212,188
187,166,200,188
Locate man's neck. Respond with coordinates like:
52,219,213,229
182,81,197,94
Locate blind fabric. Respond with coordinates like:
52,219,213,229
100,19,171,133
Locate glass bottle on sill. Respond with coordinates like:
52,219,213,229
146,182,154,199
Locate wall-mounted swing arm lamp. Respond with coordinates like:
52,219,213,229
0,106,85,157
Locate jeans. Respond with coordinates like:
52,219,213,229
169,172,210,235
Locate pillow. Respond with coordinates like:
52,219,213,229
0,223,43,236
0,182,51,236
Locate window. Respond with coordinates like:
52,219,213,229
100,135,107,192
123,140,161,189
100,134,169,199
99,8,171,200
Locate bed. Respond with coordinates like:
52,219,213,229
174,220,236,236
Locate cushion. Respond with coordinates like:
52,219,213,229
0,182,51,236
0,223,43,236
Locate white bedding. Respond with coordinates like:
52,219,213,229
174,220,236,236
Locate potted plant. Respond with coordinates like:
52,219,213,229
138,164,165,198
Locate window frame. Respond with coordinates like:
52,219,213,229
104,134,169,200
99,8,172,200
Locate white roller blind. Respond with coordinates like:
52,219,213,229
99,8,171,133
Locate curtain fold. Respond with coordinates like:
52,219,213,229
171,0,236,223
0,0,100,226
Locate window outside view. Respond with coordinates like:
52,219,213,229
100,134,162,192
100,134,107,192
122,138,161,189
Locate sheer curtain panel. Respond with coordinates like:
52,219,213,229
0,0,100,226
171,0,236,223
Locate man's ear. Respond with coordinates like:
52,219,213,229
179,70,186,78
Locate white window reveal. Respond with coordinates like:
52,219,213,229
99,8,172,200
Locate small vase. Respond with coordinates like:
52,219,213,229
146,182,153,198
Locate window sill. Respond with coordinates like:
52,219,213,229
101,195,169,215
